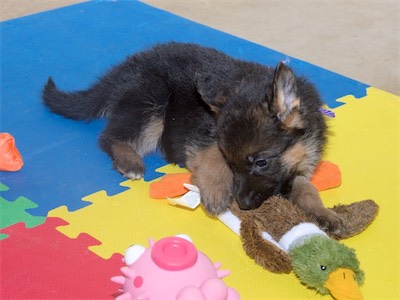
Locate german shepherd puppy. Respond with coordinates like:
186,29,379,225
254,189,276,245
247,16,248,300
43,43,343,232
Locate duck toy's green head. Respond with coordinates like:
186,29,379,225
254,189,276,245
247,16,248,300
290,233,364,300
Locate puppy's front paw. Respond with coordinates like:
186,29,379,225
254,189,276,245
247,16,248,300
186,144,234,216
316,209,346,235
200,187,233,216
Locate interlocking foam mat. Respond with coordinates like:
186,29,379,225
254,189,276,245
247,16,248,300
1,1,399,299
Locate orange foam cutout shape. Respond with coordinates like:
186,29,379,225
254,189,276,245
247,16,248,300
0,133,24,172
149,172,192,199
310,160,342,191
149,160,341,199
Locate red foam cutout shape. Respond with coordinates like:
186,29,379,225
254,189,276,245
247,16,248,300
0,133,24,171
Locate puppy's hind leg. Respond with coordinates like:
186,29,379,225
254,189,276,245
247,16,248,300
100,116,164,180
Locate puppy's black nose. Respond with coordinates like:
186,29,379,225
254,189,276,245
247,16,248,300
236,195,263,210
237,200,253,210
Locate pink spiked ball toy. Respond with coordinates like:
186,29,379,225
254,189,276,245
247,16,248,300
111,235,240,299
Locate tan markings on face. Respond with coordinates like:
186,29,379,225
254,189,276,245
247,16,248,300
282,140,321,178
282,142,307,170
283,141,322,177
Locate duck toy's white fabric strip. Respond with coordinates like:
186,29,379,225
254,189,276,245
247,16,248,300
279,222,328,253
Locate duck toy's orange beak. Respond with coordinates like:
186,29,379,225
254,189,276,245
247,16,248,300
324,268,363,300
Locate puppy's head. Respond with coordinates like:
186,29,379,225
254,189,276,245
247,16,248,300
199,62,327,210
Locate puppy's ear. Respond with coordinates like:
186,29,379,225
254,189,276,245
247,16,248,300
272,62,304,129
195,73,228,114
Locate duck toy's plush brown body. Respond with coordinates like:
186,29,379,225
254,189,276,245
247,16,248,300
219,182,379,300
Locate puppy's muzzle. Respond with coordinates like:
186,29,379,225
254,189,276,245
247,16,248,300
234,189,269,210
233,177,294,210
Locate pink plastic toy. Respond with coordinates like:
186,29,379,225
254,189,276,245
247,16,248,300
111,235,240,300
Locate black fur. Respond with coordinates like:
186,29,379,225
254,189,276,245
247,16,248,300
43,42,330,221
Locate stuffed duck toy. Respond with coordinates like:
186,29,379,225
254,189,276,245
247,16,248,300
219,191,378,300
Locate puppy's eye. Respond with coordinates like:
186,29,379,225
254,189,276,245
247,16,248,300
255,158,268,168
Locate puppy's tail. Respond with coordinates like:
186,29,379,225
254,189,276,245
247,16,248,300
42,78,110,121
